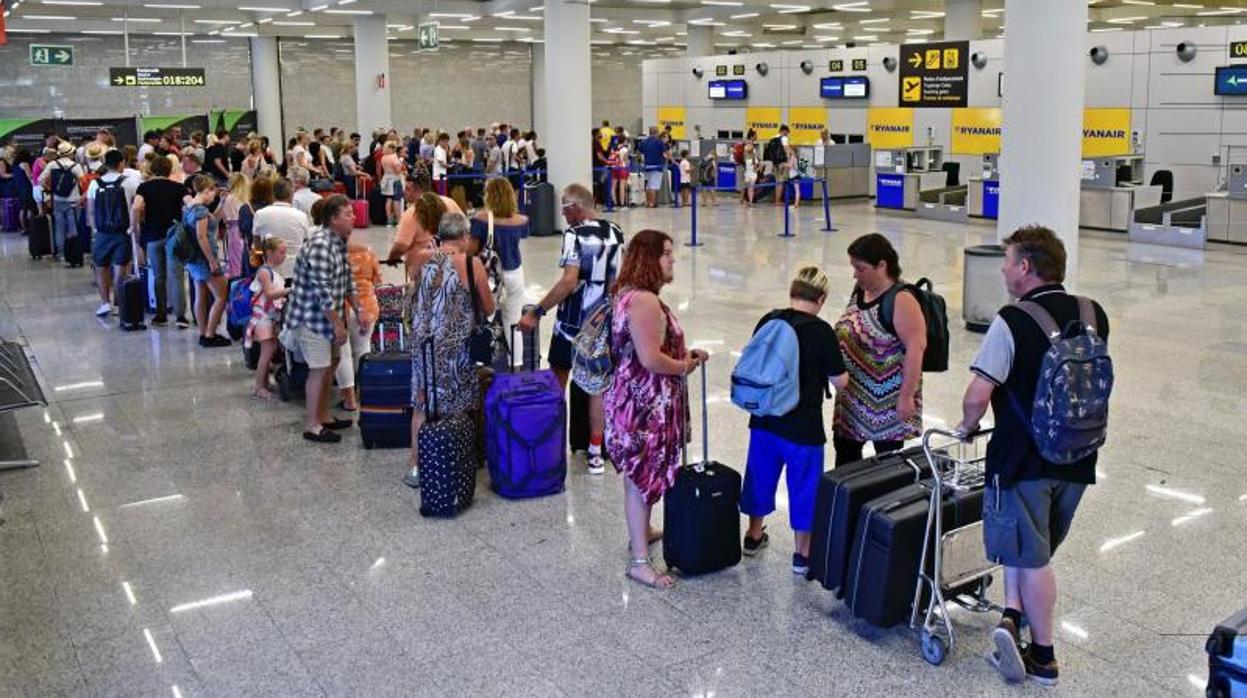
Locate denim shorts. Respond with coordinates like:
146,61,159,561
185,259,220,284
983,478,1087,569
644,170,664,191
92,231,132,267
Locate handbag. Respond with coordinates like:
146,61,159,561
464,250,506,367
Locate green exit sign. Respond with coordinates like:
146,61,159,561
30,44,74,67
417,21,439,51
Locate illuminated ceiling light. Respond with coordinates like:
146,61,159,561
273,20,313,25
144,3,201,7
1121,0,1155,4
762,22,797,28
730,12,758,18
472,37,504,41
237,5,289,11
169,590,254,613
426,12,469,18
851,33,877,40
437,25,469,29
1106,15,1147,23
303,33,340,38
80,29,123,33
700,0,743,5
194,19,241,23
906,28,935,34
1089,27,1123,31
495,26,530,31
814,34,838,41
832,1,871,11
859,17,889,23
812,22,842,28
322,9,371,14
24,13,76,18
40,0,103,5
910,10,944,18
1172,2,1203,6
633,19,671,25
285,10,301,16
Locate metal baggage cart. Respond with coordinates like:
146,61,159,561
910,427,1002,665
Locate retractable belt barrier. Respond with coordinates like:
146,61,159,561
685,176,837,247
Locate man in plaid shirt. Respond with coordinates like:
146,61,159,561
284,194,365,443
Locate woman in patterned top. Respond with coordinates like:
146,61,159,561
832,233,926,466
404,210,495,489
604,230,708,589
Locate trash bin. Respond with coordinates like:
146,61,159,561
963,244,1010,332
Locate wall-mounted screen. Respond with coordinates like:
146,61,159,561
820,76,870,99
1215,66,1247,96
708,79,748,100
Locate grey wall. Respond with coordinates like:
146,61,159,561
643,28,1247,201
0,33,254,119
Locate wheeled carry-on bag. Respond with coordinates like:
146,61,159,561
524,182,558,237
28,214,52,259
1207,607,1247,698
359,323,412,450
484,324,566,499
417,337,477,518
808,446,933,594
662,363,742,576
843,481,984,629
0,198,20,232
117,276,147,331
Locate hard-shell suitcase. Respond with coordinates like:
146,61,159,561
843,482,984,628
0,198,20,232
484,326,565,499
808,446,932,594
417,338,476,518
352,199,369,229
523,182,558,237
629,172,646,207
28,214,52,259
359,324,410,450
368,187,387,226
117,276,147,331
1208,607,1247,698
662,363,742,576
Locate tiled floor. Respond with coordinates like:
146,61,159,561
0,199,1243,697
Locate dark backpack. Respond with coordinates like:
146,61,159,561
1008,297,1113,465
765,136,785,164
93,176,129,234
876,278,950,373
49,162,79,199
698,159,716,185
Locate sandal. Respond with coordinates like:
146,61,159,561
626,557,675,589
251,388,277,401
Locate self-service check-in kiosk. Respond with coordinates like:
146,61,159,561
874,146,946,210
967,154,1000,219
1078,154,1162,232
1205,149,1247,244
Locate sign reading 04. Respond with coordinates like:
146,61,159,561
829,59,844,72
109,67,205,87
898,40,969,108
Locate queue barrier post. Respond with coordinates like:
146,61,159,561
686,186,701,247
820,178,837,232
779,180,793,239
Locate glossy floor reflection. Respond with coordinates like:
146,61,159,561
1,200,1243,697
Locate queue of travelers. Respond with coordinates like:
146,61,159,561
0,122,1106,688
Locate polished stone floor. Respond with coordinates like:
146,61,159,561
0,199,1243,697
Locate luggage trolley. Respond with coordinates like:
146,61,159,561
911,427,1001,666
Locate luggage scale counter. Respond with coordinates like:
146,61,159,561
966,155,1001,220
874,147,945,211
1205,193,1247,244
1079,155,1161,232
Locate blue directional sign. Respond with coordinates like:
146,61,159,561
1215,66,1247,96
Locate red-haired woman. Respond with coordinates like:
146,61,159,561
604,229,708,589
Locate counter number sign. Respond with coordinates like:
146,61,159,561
733,64,745,75
716,65,728,76
1233,41,1247,59
898,40,969,108
829,59,843,72
30,44,73,67
852,58,867,71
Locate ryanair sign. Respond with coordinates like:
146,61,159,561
1082,108,1132,157
788,107,827,146
866,107,914,149
950,108,1002,155
746,107,783,139
657,106,686,140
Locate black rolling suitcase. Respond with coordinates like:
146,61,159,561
117,276,147,331
524,182,558,237
662,363,742,576
808,446,933,594
28,214,53,259
843,482,984,628
417,337,476,518
1208,607,1247,697
368,187,387,226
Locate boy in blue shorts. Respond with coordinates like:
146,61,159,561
739,267,849,574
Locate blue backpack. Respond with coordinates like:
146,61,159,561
730,314,815,417
93,176,130,235
1008,297,1114,465
228,270,261,330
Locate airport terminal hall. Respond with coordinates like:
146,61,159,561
5,0,1247,694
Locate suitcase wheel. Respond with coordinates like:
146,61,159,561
920,630,947,666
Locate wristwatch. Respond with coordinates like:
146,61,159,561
532,305,546,318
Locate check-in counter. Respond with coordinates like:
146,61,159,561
874,147,946,211
815,143,871,199
966,177,1000,219
1204,192,1247,244
1079,185,1162,232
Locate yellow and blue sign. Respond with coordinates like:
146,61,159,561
746,107,783,139
788,107,827,146
657,106,686,140
866,107,914,149
950,107,1002,155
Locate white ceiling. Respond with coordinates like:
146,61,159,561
5,0,1247,51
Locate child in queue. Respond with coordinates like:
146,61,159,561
247,238,289,400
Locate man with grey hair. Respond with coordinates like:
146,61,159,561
254,177,310,276
517,183,624,474
289,166,320,220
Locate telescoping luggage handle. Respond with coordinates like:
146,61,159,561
508,316,541,374
422,336,440,420
681,361,711,472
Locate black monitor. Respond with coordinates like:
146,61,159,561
708,79,748,100
820,75,870,99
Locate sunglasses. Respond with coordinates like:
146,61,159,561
561,202,576,210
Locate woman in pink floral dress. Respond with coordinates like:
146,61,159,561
605,230,708,589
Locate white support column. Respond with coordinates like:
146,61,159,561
531,43,548,138
250,36,283,147
353,15,392,136
543,0,592,200
687,24,714,56
997,0,1087,272
944,0,983,41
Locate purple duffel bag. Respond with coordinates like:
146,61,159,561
484,368,567,499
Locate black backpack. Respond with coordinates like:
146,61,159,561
765,136,785,164
49,162,79,198
93,176,129,234
877,278,950,373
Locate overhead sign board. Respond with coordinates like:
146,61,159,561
898,40,969,108
656,106,686,140
788,107,827,146
745,106,782,139
30,44,73,67
1215,65,1247,95
733,65,745,76
1232,41,1247,59
418,21,439,51
716,65,727,76
109,67,205,87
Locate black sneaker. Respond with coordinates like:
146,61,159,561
151,316,169,327
303,428,341,444
1022,647,1059,687
742,529,769,556
989,617,1026,683
791,553,810,575
175,316,190,329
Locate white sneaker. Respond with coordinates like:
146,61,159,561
95,302,112,317
587,453,606,475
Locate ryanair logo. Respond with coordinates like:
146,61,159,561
751,121,779,129
1083,128,1125,139
956,126,1001,136
793,122,822,131
871,124,910,133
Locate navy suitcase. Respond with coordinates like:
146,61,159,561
523,182,558,237
808,446,933,594
1208,607,1247,698
359,323,411,450
843,482,984,628
662,364,742,576
118,276,147,331
416,338,476,518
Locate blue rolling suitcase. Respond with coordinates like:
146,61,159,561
359,323,411,450
1208,607,1247,697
